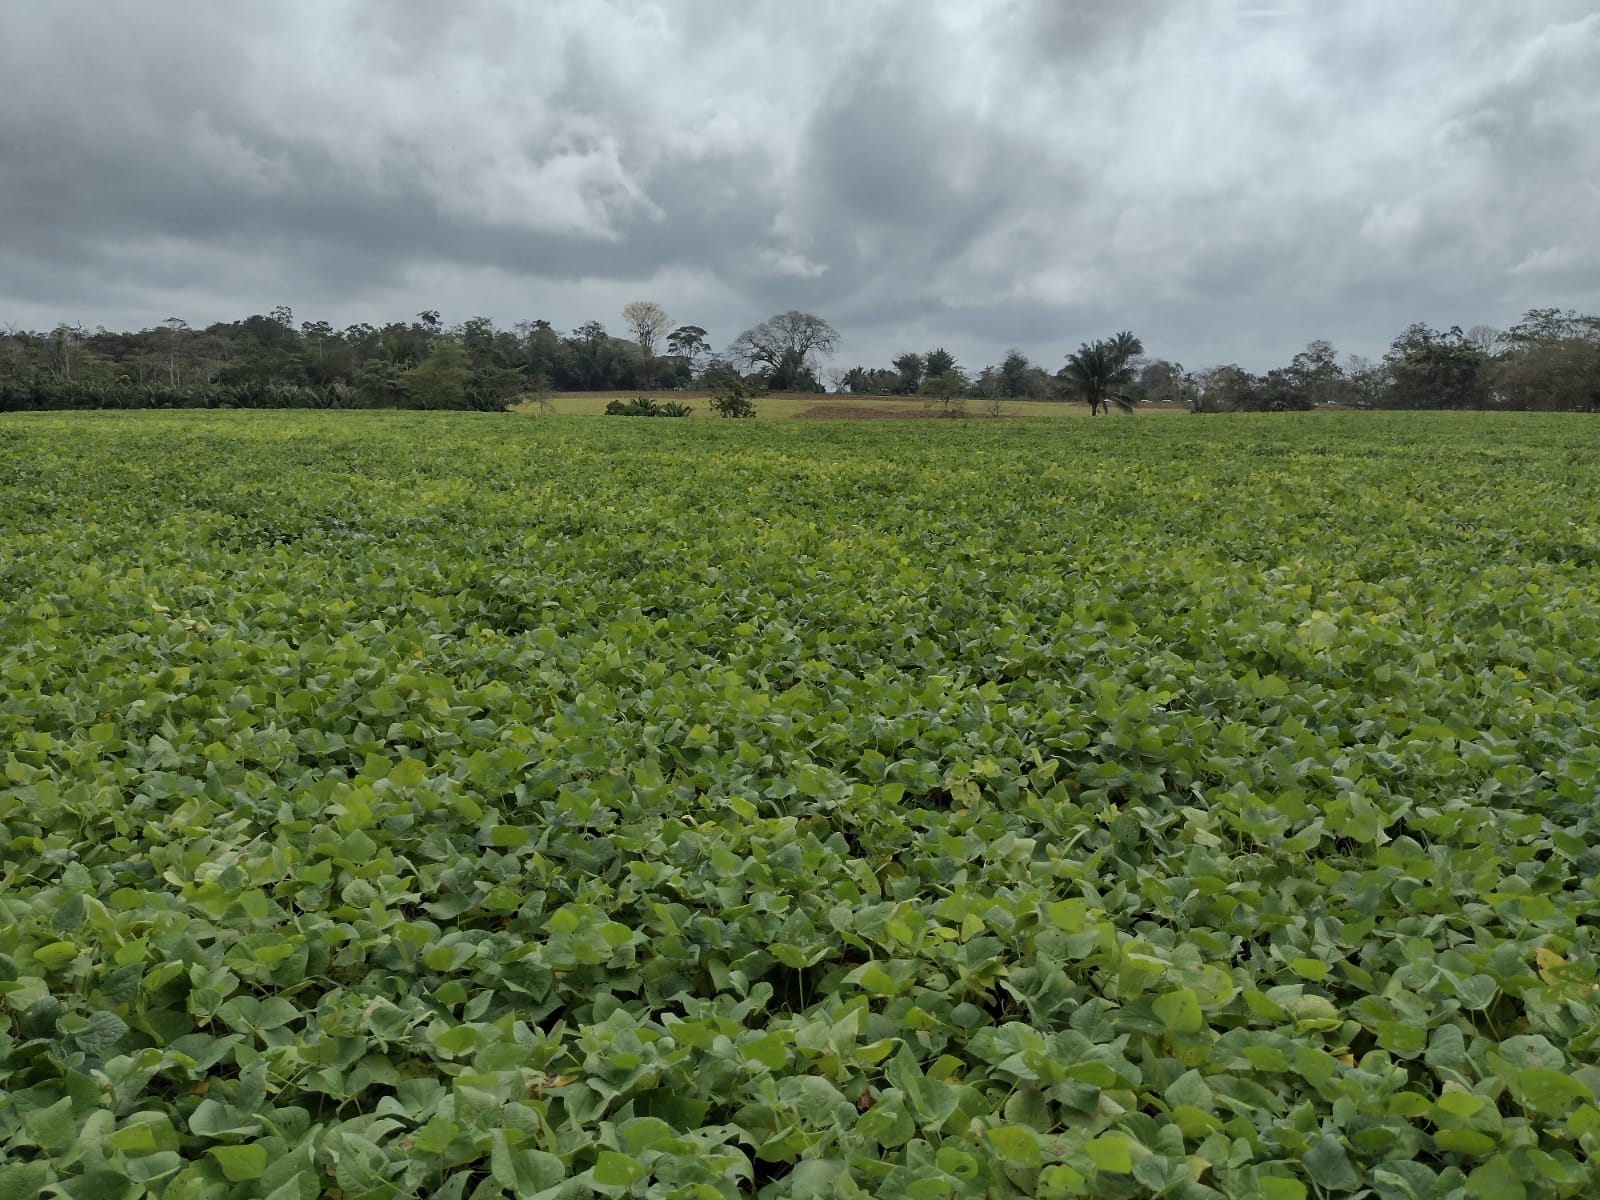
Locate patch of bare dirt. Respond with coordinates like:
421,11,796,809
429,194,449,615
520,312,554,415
793,404,950,419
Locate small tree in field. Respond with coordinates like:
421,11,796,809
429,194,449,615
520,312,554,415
710,378,757,418
922,371,968,417
520,371,556,412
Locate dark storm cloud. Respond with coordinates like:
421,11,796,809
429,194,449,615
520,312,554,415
1017,0,1166,64
1,1,1596,371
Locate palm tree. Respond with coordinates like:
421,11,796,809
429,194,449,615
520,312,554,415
1061,332,1144,415
1108,330,1144,365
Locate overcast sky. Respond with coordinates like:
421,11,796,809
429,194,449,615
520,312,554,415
3,1,1597,373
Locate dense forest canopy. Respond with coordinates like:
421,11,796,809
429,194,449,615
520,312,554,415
2,304,1597,413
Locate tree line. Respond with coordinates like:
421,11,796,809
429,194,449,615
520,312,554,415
845,312,1600,414
1172,311,1600,413
1,301,1596,413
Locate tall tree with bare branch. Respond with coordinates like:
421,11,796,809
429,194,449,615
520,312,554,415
623,301,671,358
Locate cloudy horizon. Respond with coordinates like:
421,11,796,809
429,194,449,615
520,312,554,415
3,1,1597,375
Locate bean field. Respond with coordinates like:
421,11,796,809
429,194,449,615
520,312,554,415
2,411,1598,1199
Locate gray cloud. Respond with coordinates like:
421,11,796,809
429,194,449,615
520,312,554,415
1,0,1596,372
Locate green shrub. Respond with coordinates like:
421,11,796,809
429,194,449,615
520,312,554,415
604,396,662,416
605,396,692,417
709,381,757,418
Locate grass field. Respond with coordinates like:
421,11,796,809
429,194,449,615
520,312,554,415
515,391,1187,418
1,411,1599,1197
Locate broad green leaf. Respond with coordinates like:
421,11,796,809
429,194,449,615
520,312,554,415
619,1117,674,1155
0,1164,51,1200
33,941,79,969
856,1092,915,1148
592,1151,645,1188
489,825,529,848
1465,1155,1525,1200
1302,1135,1359,1192
490,1130,564,1194
44,1170,134,1200
743,1033,788,1071
1515,1068,1591,1113
24,1097,76,1154
1371,1162,1441,1200
74,1010,129,1056
987,1125,1041,1168
1085,1134,1134,1175
208,1144,268,1182
1435,1129,1497,1156
1003,1087,1052,1132
1152,989,1204,1035
1257,1178,1307,1200
1165,1070,1213,1109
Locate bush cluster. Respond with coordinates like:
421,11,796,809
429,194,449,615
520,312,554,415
603,396,694,417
